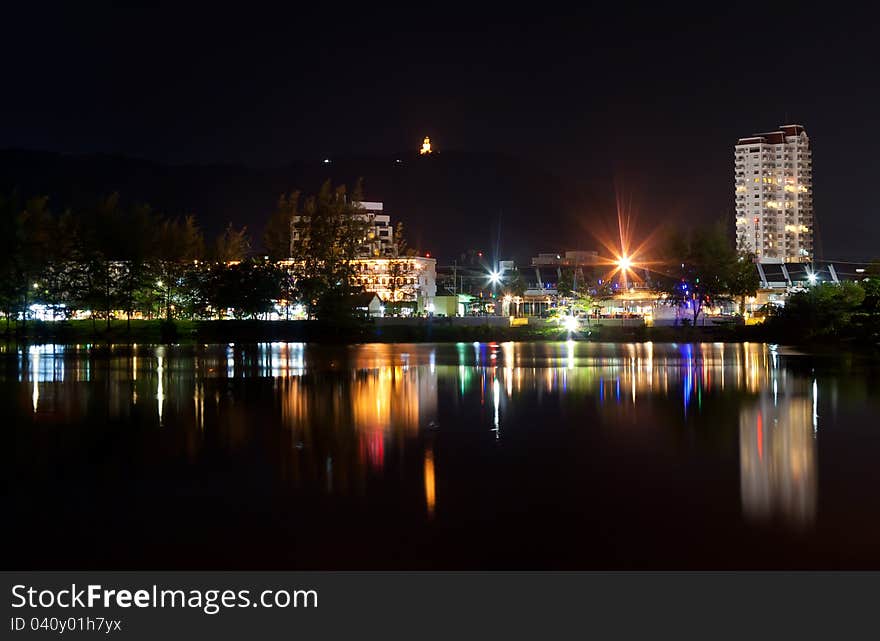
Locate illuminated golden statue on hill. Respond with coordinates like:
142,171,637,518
420,136,432,155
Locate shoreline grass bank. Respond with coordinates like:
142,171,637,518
3,319,877,351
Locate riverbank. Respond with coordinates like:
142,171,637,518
3,318,869,348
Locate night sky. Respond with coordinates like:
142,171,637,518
2,3,879,260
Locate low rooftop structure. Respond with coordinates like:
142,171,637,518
755,260,873,289
531,250,598,266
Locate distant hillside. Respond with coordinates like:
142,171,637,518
0,149,612,262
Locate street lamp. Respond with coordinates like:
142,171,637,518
616,254,633,288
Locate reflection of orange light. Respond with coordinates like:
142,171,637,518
351,366,421,434
757,412,763,460
424,447,436,518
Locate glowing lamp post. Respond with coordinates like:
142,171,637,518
616,254,632,288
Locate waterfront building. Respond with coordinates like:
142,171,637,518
288,197,436,312
735,124,814,263
292,200,396,258
350,256,437,313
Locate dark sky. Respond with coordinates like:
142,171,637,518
2,3,879,259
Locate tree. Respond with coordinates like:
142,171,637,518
728,252,761,316
655,222,738,326
557,268,575,298
555,267,593,320
214,223,251,262
41,209,81,321
557,267,590,299
502,269,528,317
393,221,416,257
860,276,880,315
155,215,205,320
6,195,55,326
263,192,300,260
0,192,24,329
116,203,157,329
505,269,527,298
772,281,866,338
202,259,285,319
289,180,370,320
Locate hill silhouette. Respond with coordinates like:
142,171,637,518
0,149,613,262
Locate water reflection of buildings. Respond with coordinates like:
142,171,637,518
462,342,776,415
8,340,814,525
12,342,779,427
281,364,438,469
739,387,817,528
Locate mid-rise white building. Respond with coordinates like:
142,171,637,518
355,201,396,257
291,200,396,258
735,124,814,263
288,199,435,312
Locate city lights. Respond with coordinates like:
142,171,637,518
563,315,578,332
488,270,502,285
807,272,818,284
617,255,632,271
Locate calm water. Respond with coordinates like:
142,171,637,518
5,341,880,569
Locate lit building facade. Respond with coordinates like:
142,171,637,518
735,124,814,263
288,198,435,313
351,257,437,312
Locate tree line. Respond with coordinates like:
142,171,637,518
0,180,381,329
766,276,880,342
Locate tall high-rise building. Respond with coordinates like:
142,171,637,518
734,124,813,263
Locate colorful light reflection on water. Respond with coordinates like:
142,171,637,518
4,341,879,568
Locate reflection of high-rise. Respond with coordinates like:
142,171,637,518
739,393,817,527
